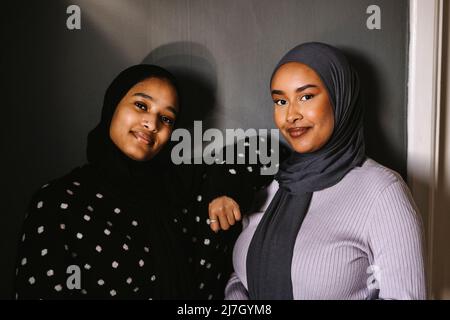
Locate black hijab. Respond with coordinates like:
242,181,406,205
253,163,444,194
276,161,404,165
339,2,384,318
246,42,366,299
85,65,190,299
86,64,178,203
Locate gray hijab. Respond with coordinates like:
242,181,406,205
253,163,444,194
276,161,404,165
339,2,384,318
246,42,366,299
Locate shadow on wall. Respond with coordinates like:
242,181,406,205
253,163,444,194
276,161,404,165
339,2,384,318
142,42,218,131
342,47,407,180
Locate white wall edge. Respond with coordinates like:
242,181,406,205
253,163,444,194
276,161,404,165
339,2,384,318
407,0,443,299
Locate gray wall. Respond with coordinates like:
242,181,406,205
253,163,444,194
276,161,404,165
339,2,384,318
1,0,409,298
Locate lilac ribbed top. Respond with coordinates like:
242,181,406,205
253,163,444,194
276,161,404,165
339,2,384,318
225,158,426,300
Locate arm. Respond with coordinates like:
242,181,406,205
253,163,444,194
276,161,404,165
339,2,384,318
167,139,287,298
15,190,79,299
366,180,427,300
206,137,291,231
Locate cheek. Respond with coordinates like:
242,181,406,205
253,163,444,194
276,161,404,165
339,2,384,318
311,104,334,139
109,115,122,142
308,100,333,124
112,109,137,135
321,103,335,133
158,128,173,145
303,106,321,123
273,108,285,129
325,112,335,134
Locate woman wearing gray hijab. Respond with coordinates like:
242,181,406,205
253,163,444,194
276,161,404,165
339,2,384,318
225,42,426,300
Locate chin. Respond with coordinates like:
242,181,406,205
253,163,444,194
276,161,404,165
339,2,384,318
123,148,153,162
291,143,313,154
127,154,146,162
138,152,157,162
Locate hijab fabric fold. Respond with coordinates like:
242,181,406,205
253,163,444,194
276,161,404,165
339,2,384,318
246,42,367,299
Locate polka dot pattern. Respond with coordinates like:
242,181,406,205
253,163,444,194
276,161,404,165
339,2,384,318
15,143,270,300
15,169,180,299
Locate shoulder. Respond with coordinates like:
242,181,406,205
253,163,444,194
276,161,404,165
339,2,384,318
33,166,85,197
26,166,88,216
323,158,416,218
344,157,407,194
349,159,421,223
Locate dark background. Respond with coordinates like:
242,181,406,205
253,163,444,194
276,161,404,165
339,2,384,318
1,0,409,299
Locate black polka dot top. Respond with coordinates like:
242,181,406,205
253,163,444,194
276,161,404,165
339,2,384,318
15,139,285,300
15,165,190,299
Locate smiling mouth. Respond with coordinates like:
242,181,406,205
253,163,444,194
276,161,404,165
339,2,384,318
131,131,154,146
287,127,311,138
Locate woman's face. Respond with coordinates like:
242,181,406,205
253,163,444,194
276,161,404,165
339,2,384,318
271,62,334,154
109,77,179,161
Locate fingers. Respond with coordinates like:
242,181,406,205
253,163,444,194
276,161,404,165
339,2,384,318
225,209,235,226
231,200,241,221
208,196,242,233
218,213,230,231
209,216,220,233
208,202,222,233
208,201,220,233
224,200,241,226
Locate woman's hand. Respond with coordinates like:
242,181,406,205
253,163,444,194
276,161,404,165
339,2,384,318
208,196,241,232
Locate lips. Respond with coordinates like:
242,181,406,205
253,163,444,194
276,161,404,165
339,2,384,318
287,127,311,138
132,131,154,146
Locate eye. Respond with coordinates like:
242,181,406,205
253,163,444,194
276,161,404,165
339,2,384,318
274,99,287,106
160,115,175,126
300,94,314,101
134,101,147,111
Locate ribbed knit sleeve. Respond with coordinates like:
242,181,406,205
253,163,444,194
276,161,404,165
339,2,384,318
366,180,427,299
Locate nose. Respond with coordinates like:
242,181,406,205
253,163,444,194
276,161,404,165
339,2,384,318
286,103,303,123
142,114,158,133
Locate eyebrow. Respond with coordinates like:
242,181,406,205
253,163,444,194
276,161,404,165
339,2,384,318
271,84,318,96
133,92,178,116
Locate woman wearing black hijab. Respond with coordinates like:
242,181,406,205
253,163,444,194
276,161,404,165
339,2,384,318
225,42,426,300
14,65,192,299
15,64,277,300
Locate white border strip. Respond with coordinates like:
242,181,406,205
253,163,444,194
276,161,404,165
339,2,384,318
407,0,443,299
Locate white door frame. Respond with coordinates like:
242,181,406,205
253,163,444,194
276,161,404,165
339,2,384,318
407,0,444,299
